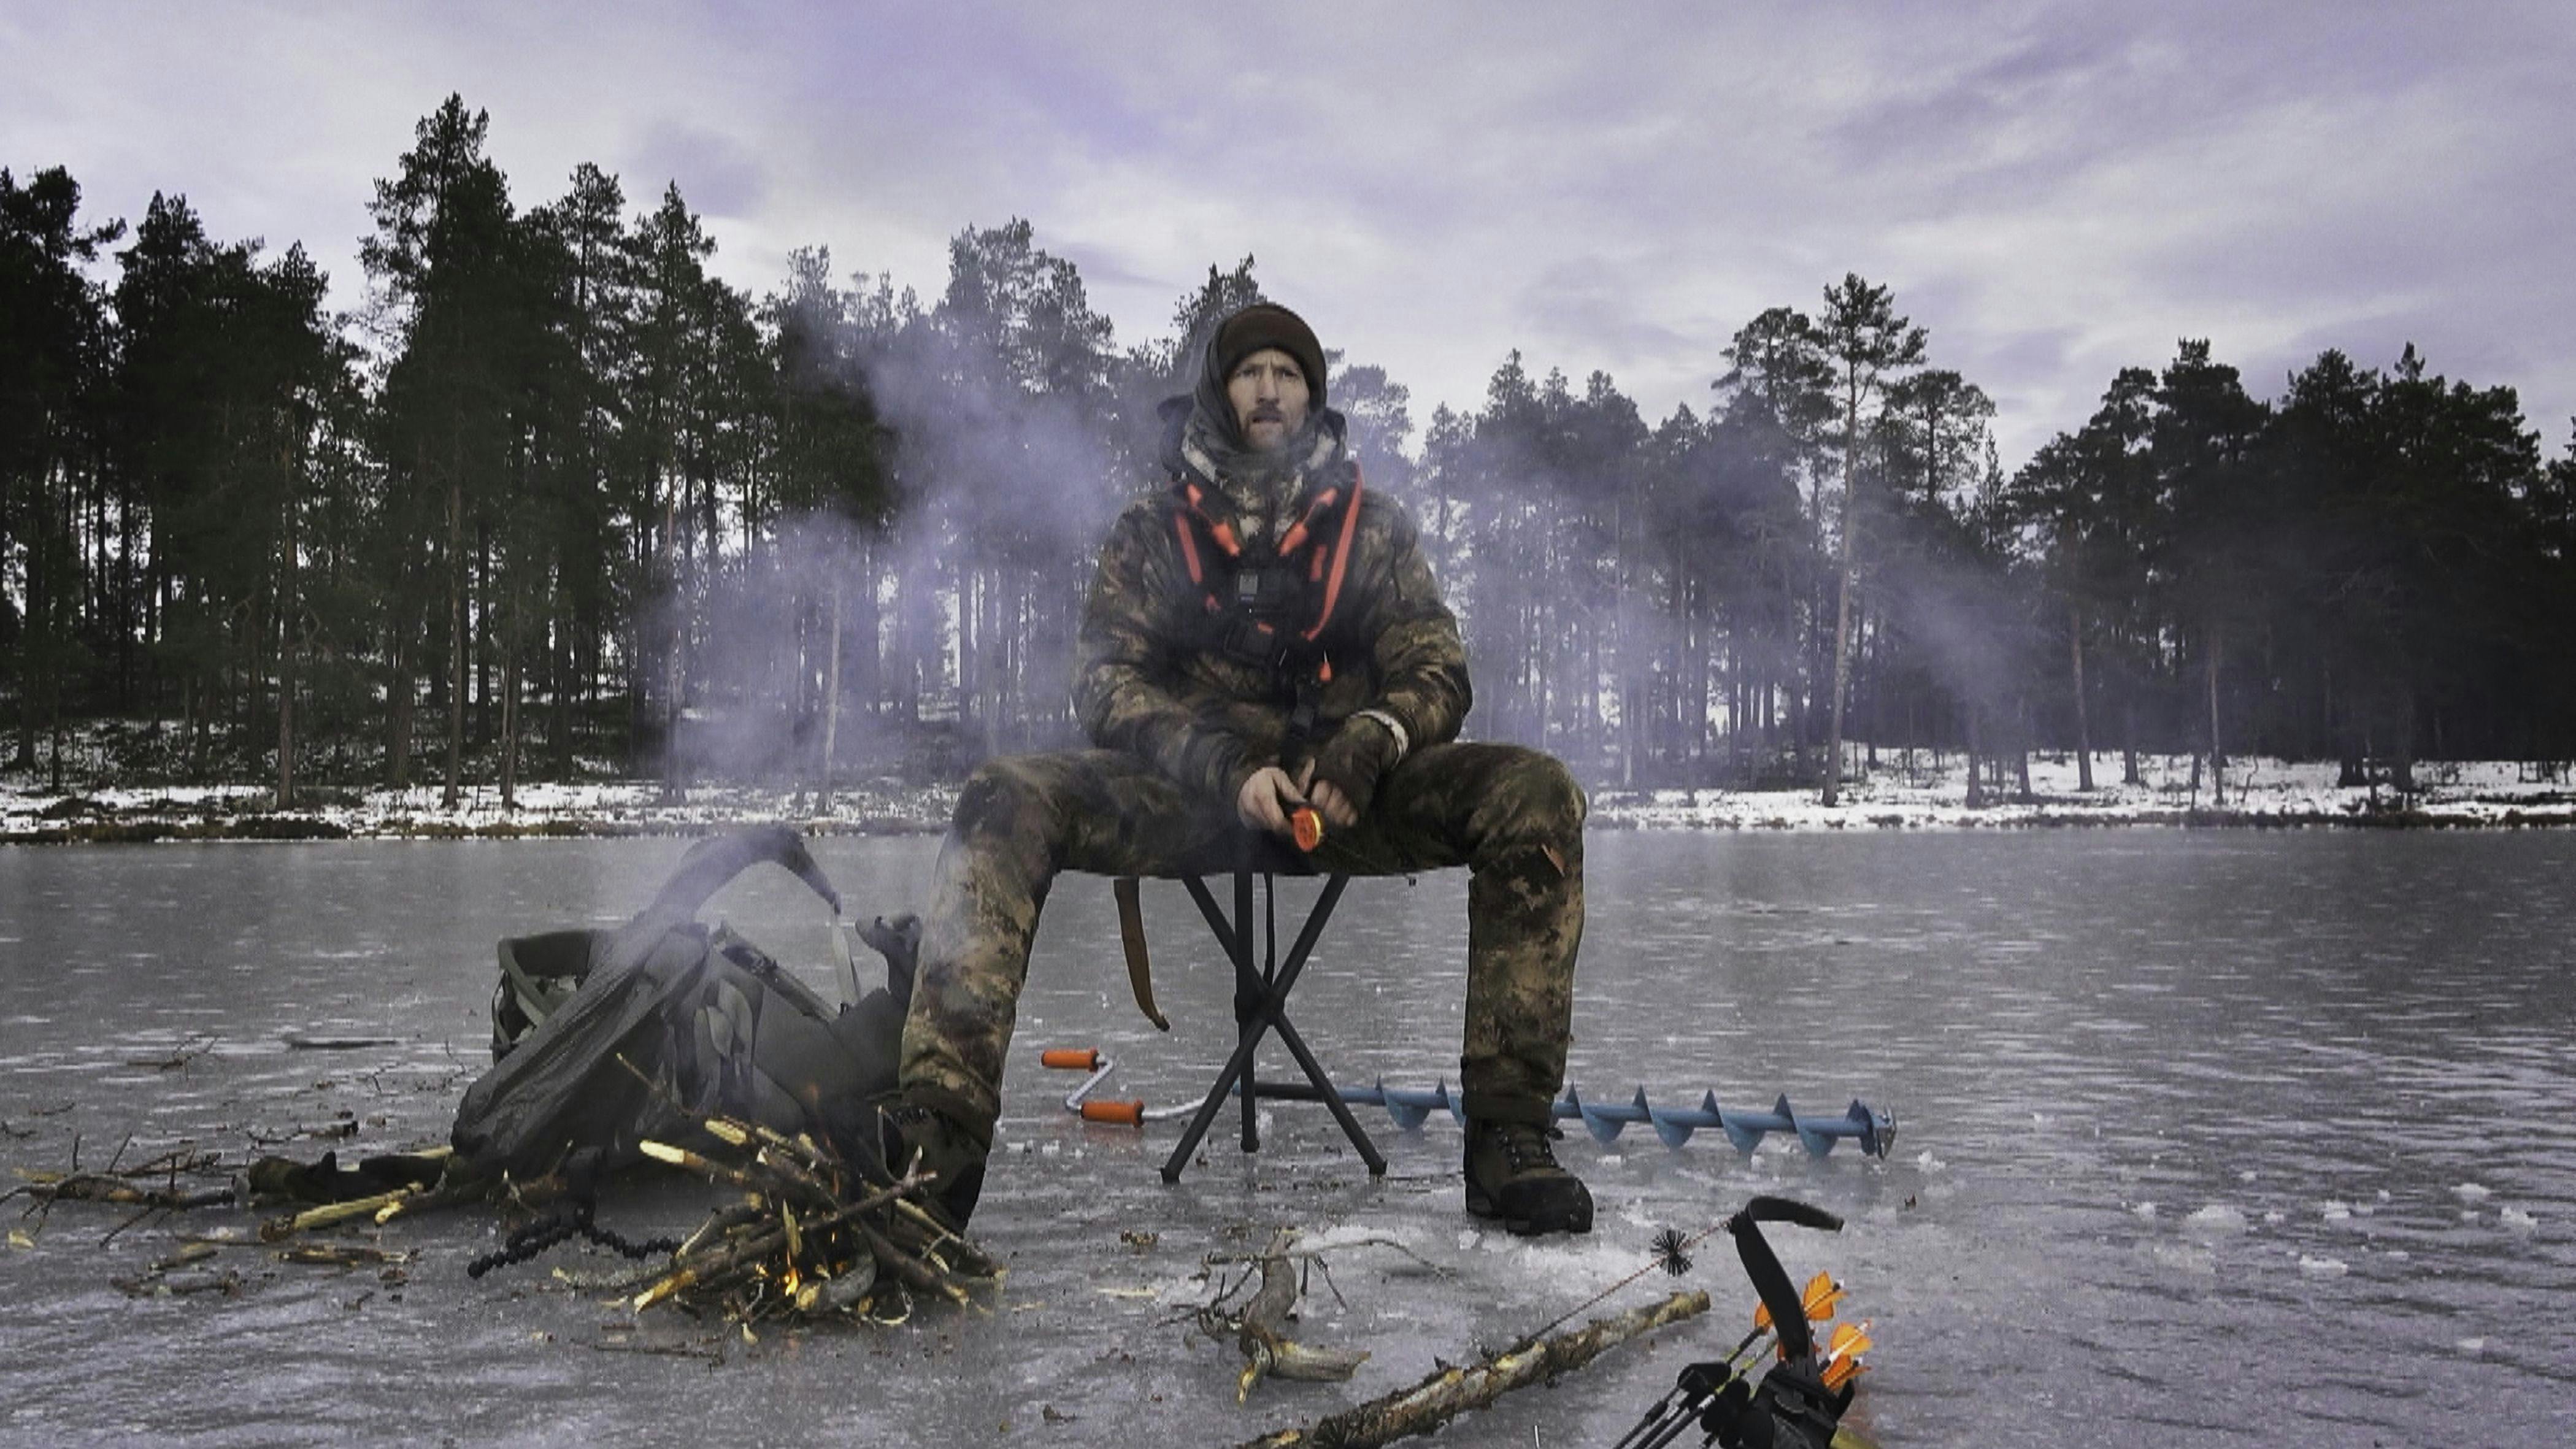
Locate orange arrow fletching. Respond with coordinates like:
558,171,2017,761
1755,1273,1846,1332
1823,1355,1867,1392
1824,1321,1874,1363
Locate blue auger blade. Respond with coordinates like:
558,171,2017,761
1556,1086,1597,1138
1624,1086,1655,1137
1560,1086,1655,1144
1374,1079,1450,1132
1717,1096,1794,1155
1559,1085,1607,1142
1782,1094,1840,1158
1763,1096,1896,1159
1645,1090,1717,1149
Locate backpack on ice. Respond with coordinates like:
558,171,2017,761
450,826,916,1182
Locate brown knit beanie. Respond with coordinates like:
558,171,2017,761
1206,302,1328,411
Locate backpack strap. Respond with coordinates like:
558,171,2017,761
1166,465,1365,730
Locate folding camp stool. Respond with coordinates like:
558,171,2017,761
1150,862,1387,1184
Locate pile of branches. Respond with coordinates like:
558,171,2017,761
593,1112,1000,1329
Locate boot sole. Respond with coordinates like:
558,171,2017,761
1464,1185,1593,1237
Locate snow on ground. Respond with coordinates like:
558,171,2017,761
0,776,958,842
4,752,2572,842
1588,753,2576,830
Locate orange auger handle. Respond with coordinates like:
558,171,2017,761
1041,1046,1187,1126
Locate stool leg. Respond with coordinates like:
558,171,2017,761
1263,1013,1387,1175
1263,876,1384,1175
1238,872,1259,1153
1162,875,1251,1183
1158,872,1386,1183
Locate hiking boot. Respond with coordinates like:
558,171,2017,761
1464,1118,1593,1236
879,1100,989,1231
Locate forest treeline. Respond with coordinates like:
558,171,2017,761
7,96,2575,807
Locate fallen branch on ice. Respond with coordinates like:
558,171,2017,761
1231,1288,1709,1449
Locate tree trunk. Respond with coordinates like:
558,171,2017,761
853,538,882,731
2015,696,2034,802
10,522,37,771
2390,694,2411,798
2121,692,2140,786
818,573,844,812
550,568,572,774
1863,604,1880,772
47,650,66,794
2205,626,2225,809
1822,383,1861,806
9,658,32,771
661,485,686,804
475,518,493,750
444,460,466,810
277,479,298,810
1964,700,1985,809
386,626,413,788
2069,599,2093,791
499,587,522,812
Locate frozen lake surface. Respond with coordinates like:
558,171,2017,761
4,830,2572,1445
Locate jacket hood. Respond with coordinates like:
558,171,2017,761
1157,394,1349,498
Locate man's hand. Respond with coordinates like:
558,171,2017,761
1294,761,1359,829
1236,766,1309,837
1305,717,1400,824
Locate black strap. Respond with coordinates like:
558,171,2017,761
1728,1196,1842,1363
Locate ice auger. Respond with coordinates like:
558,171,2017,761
1043,1051,1894,1160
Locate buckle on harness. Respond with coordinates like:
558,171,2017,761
1234,563,1305,614
1220,615,1296,672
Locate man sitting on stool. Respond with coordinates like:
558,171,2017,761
885,301,1593,1237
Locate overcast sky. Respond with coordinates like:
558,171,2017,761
7,0,2570,471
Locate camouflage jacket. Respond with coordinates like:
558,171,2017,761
1073,410,1471,801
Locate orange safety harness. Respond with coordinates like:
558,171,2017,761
1169,463,1365,739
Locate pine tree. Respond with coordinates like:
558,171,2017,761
1813,274,1926,805
363,96,526,802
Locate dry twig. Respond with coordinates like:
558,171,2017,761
1199,1229,1372,1404
125,1035,216,1071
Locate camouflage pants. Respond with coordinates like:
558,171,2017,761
898,742,1587,1139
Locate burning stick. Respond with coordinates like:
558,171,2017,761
261,1190,413,1240
608,1111,999,1328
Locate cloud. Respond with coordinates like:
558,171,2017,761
626,121,766,220
6,0,2571,466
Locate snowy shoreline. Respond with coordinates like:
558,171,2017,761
6,753,2571,844
1590,753,2576,831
